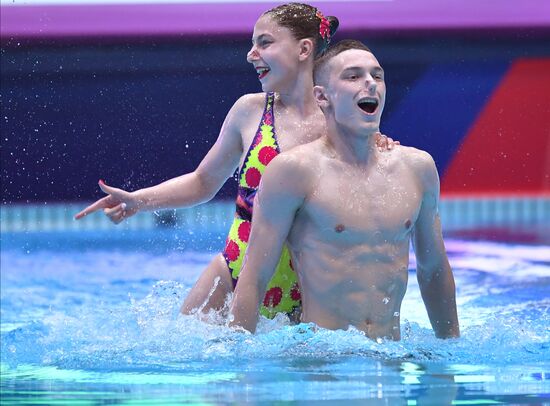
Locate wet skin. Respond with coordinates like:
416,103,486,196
230,49,459,340
74,18,398,319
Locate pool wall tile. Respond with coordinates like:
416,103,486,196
1,197,549,233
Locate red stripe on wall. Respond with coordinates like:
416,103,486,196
442,58,550,193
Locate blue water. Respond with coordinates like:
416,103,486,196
1,229,549,404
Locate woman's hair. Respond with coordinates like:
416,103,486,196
262,3,339,58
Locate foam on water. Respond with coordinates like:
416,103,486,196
1,239,549,377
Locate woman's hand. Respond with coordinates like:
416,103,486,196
375,132,400,152
74,180,140,224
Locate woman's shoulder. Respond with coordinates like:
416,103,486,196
223,93,266,132
232,92,267,112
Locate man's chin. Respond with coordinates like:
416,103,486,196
336,122,380,139
334,114,380,133
360,120,381,133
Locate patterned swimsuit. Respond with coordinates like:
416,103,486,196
222,93,301,318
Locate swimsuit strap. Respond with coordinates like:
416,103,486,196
238,92,280,189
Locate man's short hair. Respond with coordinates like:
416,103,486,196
313,39,372,85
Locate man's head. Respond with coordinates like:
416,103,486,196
313,40,386,135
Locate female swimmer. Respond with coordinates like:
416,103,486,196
76,3,397,319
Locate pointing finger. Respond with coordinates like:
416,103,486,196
75,196,112,219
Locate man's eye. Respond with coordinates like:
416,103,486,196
348,75,358,80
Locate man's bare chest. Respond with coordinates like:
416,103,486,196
301,166,423,244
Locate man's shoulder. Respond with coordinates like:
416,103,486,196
394,145,436,171
285,137,324,157
263,140,321,183
394,146,439,190
269,145,315,173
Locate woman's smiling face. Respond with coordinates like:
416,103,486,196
247,15,303,93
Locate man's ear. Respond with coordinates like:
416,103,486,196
313,85,329,109
298,38,314,61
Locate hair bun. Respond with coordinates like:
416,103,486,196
327,16,339,38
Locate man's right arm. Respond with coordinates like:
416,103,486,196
229,153,307,333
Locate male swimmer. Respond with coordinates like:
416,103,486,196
229,40,460,341
75,4,397,320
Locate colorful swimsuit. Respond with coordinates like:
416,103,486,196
222,92,301,318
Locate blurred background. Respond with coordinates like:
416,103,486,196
1,0,549,242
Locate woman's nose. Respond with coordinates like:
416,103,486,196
247,46,259,62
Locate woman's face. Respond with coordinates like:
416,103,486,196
247,15,303,93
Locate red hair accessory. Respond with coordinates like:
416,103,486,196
316,10,331,42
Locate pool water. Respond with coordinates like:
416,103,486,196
1,229,549,404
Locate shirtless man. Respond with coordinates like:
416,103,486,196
229,40,460,340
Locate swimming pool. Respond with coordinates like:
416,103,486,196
1,223,549,404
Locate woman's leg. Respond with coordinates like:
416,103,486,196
180,253,234,315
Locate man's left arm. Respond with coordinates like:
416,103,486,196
412,153,460,339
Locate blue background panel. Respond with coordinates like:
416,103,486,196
2,35,549,202
383,61,510,175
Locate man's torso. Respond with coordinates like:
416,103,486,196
287,142,426,339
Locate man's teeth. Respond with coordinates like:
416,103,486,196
257,68,270,75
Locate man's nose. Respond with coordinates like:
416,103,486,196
365,75,377,92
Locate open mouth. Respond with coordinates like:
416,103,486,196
256,67,270,80
357,98,379,114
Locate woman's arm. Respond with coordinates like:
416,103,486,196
75,94,260,223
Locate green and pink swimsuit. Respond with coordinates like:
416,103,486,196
222,92,301,318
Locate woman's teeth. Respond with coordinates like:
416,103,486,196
257,67,270,79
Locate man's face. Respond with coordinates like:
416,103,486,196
320,49,386,135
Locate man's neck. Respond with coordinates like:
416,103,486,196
325,120,379,166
